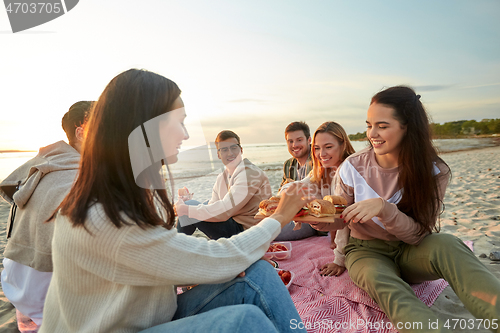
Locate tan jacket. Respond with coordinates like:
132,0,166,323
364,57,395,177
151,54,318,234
0,141,80,272
188,158,272,229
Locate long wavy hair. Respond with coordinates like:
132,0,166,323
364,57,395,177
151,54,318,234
310,121,355,188
57,69,180,230
371,86,450,234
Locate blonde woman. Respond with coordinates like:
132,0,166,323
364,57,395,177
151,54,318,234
278,122,355,277
309,121,355,194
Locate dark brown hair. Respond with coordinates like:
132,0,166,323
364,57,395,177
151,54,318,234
61,101,93,146
215,130,241,146
58,69,180,230
371,86,450,234
285,121,310,139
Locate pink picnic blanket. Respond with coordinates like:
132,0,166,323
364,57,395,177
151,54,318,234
276,236,462,333
16,309,39,333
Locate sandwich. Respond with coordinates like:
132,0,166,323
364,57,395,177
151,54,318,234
323,195,348,213
178,187,189,197
178,187,193,200
307,199,336,217
258,197,280,217
258,196,309,218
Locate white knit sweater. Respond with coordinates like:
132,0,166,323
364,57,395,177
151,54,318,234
39,204,281,333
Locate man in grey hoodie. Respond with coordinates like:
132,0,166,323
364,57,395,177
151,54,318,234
0,101,93,330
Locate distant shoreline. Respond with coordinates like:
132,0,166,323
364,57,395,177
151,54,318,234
0,150,37,153
352,136,500,154
432,134,500,140
351,134,500,142
439,142,500,155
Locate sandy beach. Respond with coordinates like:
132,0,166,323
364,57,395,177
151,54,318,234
430,145,500,332
0,144,499,332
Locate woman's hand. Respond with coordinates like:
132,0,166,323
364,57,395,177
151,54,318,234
319,263,346,276
342,198,384,224
271,182,315,228
174,198,189,216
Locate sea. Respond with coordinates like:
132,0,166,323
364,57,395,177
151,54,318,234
0,138,498,197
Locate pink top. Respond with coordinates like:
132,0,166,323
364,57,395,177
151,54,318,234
333,147,449,263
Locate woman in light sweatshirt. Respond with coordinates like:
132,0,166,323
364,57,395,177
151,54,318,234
0,101,91,330
39,69,311,333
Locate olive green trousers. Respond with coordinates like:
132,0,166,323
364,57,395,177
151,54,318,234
344,233,500,333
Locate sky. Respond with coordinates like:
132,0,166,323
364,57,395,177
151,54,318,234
1,0,499,151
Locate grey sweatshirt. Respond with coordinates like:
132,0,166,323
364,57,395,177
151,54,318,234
0,141,80,272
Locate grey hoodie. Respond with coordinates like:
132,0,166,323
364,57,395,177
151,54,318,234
0,141,80,272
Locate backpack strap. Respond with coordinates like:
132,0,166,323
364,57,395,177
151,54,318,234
6,181,21,239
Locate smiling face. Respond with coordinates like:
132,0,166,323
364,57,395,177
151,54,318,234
366,102,407,168
216,137,243,166
286,130,311,159
313,132,343,169
160,96,189,164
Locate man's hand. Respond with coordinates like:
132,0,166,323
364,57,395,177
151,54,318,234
174,198,189,217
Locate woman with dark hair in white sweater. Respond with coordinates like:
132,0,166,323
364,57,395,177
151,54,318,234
39,69,311,333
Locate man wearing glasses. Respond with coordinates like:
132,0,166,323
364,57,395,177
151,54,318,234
175,130,272,239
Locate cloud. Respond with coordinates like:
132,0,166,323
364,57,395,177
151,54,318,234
310,102,367,113
460,82,500,89
413,85,454,92
198,114,288,144
228,98,269,104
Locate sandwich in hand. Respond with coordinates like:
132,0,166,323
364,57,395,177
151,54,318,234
258,196,280,217
178,187,193,201
258,196,342,220
323,195,348,213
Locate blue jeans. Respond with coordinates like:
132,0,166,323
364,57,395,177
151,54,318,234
139,260,306,333
177,200,244,240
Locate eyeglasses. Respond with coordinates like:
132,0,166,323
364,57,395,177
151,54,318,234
217,144,241,154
